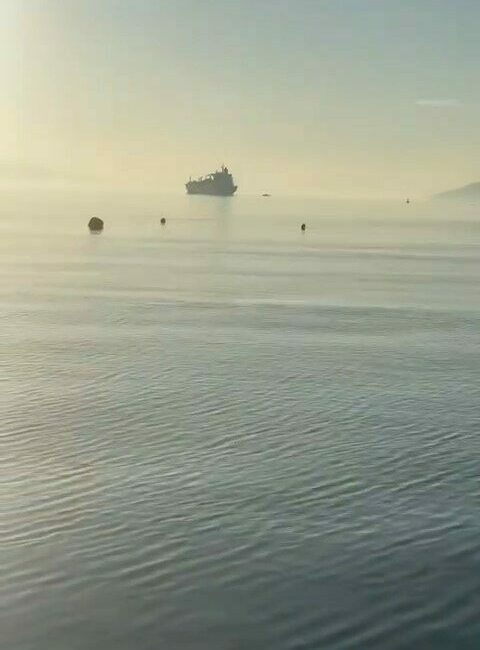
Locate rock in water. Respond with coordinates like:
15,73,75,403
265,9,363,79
88,217,104,232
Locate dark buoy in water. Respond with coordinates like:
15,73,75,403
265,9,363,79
406,198,411,204
160,217,166,225
88,217,104,232
301,223,306,232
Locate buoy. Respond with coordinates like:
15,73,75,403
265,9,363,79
160,217,166,225
88,217,104,232
301,223,306,231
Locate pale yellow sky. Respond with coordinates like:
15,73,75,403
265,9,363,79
2,0,480,198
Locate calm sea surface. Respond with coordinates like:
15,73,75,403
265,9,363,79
1,193,480,649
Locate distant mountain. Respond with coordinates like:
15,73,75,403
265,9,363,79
434,182,480,201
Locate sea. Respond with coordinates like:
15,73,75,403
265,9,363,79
1,192,480,650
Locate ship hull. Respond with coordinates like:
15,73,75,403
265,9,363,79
186,181,237,196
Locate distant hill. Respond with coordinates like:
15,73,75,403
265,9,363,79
434,182,480,201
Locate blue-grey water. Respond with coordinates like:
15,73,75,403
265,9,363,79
1,193,480,650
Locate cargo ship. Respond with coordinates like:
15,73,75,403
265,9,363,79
186,165,237,196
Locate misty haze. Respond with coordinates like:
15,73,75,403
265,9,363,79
2,2,480,650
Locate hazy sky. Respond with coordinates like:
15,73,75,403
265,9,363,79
3,0,480,197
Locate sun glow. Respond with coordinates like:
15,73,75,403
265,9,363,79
0,1,22,171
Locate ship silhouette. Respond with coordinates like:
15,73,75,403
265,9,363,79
186,165,237,196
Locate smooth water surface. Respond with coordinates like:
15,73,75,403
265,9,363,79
1,193,480,649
